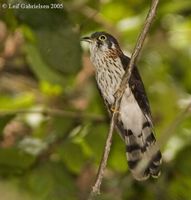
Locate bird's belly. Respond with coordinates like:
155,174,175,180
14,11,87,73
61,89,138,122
96,70,144,135
119,88,144,136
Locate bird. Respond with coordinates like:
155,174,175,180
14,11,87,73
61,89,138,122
81,31,162,181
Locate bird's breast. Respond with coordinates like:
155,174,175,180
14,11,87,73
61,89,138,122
93,57,124,105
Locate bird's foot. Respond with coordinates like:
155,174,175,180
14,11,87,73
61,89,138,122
111,105,120,113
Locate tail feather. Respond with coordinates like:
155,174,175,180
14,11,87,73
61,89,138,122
119,120,162,181
142,121,162,178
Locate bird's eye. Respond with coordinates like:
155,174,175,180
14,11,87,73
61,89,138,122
99,35,107,41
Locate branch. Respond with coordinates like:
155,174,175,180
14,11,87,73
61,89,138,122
88,0,160,198
0,108,106,123
88,112,117,199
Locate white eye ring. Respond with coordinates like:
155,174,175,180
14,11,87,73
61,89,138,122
99,35,107,41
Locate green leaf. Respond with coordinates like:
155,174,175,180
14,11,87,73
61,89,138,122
22,162,77,200
86,124,108,163
25,43,64,84
14,0,81,83
0,148,36,175
58,141,87,174
0,93,35,109
50,116,75,138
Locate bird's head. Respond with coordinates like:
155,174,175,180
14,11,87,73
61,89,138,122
81,32,123,58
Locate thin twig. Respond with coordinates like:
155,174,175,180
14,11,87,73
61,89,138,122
115,0,159,102
88,0,160,198
0,108,106,123
88,112,118,199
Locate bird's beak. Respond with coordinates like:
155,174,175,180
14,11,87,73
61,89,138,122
81,36,92,43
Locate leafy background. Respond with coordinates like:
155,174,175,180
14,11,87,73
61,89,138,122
0,0,191,199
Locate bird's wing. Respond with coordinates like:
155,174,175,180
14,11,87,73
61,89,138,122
130,67,152,118
120,55,152,120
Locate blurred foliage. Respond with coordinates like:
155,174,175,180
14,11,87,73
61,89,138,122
0,0,191,199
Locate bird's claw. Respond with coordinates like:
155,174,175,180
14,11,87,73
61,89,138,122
111,105,120,113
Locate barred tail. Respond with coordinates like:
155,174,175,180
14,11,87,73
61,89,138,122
124,121,162,181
